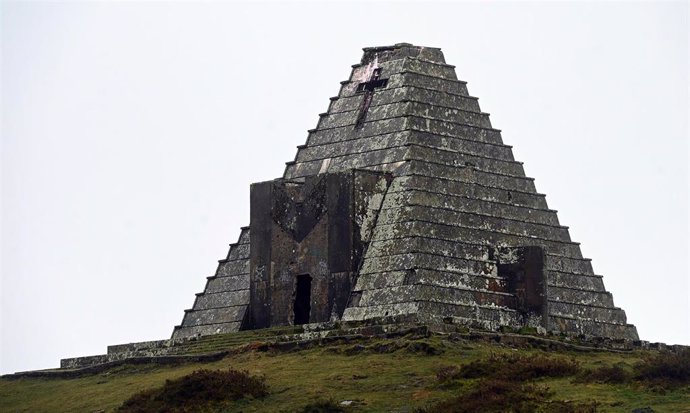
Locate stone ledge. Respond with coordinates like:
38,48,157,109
6,321,681,378
12,352,228,379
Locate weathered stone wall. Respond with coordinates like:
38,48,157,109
171,228,251,339
283,43,636,340
247,171,390,329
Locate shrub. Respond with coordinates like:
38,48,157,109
406,341,442,355
454,353,580,381
428,379,549,413
421,379,598,413
436,365,462,383
635,348,690,387
118,368,268,413
576,365,632,384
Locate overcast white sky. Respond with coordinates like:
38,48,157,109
1,1,688,374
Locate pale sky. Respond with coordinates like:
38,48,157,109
1,1,688,374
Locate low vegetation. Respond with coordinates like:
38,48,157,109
420,379,599,413
428,353,592,412
436,352,580,383
1,333,688,412
576,364,632,385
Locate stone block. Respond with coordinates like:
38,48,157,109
181,306,246,327
387,72,469,96
401,57,458,80
549,315,638,340
406,268,499,291
548,301,628,324
354,270,408,290
204,275,250,294
173,322,241,339
408,131,514,160
295,132,408,163
408,160,537,193
408,145,523,176
226,243,250,261
216,259,249,277
193,290,250,311
547,286,614,307
407,116,501,144
545,255,594,275
546,270,604,291
404,101,491,128
394,175,548,210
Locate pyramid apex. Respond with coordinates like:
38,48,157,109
360,43,445,65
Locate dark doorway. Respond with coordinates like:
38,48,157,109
497,246,546,324
293,274,312,325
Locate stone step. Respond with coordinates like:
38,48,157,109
295,131,409,163
546,285,614,307
225,243,249,261
400,268,503,292
393,175,549,210
296,129,515,167
375,206,572,243
172,227,251,341
548,315,638,341
236,227,250,244
400,57,458,80
544,255,594,275
343,301,421,322
417,300,521,327
191,290,249,311
405,101,492,128
359,252,494,277
294,139,522,181
383,190,560,227
548,301,628,325
359,284,516,309
215,260,249,277
407,130,514,160
546,271,604,292
305,117,408,147
409,159,536,193
408,144,524,176
340,69,469,97
365,237,489,262
181,306,246,328
388,72,470,96
305,114,505,149
171,322,241,342
370,221,584,258
318,100,491,130
285,146,410,178
203,274,249,294
329,86,480,114
406,114,502,142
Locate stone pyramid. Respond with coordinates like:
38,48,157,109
172,43,638,341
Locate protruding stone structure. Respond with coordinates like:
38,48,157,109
172,43,638,341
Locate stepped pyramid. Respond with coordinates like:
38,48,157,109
172,43,638,341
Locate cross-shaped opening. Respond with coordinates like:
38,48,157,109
355,68,388,129
356,68,388,93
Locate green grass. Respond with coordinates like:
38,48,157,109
1,334,689,412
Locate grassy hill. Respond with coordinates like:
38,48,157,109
1,328,689,412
